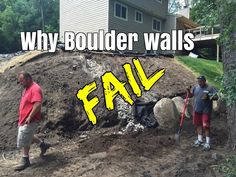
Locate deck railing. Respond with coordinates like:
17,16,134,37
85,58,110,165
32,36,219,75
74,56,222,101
185,25,220,41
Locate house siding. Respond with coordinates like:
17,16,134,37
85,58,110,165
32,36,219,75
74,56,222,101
118,0,168,19
59,0,175,53
109,0,171,52
59,0,109,42
162,15,176,54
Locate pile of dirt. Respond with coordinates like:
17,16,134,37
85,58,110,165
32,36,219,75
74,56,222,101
0,51,233,177
0,51,196,151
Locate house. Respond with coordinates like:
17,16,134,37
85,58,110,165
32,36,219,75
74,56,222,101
59,0,179,53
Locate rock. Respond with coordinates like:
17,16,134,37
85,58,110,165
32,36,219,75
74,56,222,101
72,64,77,70
89,152,107,159
211,153,223,161
186,97,194,115
212,101,220,118
122,121,144,133
153,98,179,129
172,96,192,119
212,99,227,118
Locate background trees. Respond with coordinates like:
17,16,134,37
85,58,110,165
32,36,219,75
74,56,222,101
190,0,219,26
0,0,58,53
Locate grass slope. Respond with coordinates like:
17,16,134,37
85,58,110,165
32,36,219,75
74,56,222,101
176,56,223,89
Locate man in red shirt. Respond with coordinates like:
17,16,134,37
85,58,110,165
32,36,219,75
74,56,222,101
15,71,50,171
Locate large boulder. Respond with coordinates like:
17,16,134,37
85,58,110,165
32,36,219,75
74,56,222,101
153,98,179,129
212,99,226,118
172,96,192,119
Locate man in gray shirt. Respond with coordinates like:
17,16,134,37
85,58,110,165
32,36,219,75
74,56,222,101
187,76,218,150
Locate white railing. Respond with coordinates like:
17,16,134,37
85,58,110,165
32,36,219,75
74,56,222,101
185,25,220,41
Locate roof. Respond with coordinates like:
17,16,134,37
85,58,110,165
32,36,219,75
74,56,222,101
177,16,199,29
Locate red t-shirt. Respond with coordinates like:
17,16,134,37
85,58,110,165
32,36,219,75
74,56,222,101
19,82,43,125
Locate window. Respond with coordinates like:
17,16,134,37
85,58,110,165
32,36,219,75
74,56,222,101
135,10,143,23
152,18,161,31
114,2,128,21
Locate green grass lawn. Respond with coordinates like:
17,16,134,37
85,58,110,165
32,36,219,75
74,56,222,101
176,56,223,89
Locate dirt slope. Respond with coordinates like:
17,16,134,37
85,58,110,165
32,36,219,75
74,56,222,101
0,51,196,151
0,51,232,177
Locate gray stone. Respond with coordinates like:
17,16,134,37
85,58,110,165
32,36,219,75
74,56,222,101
172,96,192,119
211,153,223,161
153,98,179,129
89,152,107,159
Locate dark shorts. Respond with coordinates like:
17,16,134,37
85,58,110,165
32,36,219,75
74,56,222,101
193,112,211,128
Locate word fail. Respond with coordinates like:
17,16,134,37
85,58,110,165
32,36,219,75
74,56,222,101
76,58,165,125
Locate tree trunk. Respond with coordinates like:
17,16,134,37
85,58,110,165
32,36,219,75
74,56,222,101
39,0,45,32
219,1,236,149
227,104,236,149
223,45,236,149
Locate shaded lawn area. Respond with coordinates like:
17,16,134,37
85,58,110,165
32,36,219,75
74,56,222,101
176,56,223,89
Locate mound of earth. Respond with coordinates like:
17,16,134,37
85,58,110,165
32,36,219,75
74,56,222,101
1,51,232,177
0,51,196,151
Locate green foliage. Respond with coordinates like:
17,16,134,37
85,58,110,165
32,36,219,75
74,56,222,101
190,0,219,26
218,1,236,106
223,71,236,106
214,155,236,177
218,0,236,50
0,0,59,53
176,56,223,89
190,0,236,107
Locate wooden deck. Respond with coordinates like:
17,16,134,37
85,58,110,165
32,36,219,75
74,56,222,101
185,25,221,62
186,25,220,41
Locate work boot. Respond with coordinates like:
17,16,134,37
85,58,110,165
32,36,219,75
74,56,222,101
14,157,30,171
39,140,51,156
192,140,203,147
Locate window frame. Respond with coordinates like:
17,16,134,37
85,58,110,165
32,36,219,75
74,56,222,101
152,18,161,32
134,10,143,24
114,1,128,21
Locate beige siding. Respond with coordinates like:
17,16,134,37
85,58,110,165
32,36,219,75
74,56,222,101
60,0,109,41
109,0,171,52
59,0,174,53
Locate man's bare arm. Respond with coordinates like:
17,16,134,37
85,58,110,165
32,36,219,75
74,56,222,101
25,102,41,124
187,86,194,98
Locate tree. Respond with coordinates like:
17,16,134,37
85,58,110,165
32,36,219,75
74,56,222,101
218,0,236,150
0,0,59,53
190,0,219,26
168,0,181,14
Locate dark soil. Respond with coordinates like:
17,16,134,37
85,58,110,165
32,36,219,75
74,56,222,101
0,51,233,177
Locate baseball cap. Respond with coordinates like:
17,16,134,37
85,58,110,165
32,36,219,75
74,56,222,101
197,75,206,81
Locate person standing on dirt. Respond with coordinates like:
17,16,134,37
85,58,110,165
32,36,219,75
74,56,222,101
187,76,218,150
14,71,50,171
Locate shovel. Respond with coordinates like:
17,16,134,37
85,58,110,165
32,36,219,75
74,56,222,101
175,91,189,144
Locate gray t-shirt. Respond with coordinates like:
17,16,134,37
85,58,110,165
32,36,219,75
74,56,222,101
192,85,217,114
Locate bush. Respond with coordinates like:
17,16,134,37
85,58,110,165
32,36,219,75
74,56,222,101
214,155,236,177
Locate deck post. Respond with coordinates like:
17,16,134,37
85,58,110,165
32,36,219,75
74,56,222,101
217,44,220,62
